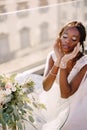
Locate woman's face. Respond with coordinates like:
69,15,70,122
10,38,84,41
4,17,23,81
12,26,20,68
60,27,80,54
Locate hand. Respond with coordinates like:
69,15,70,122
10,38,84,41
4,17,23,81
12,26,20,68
53,37,63,66
59,42,80,69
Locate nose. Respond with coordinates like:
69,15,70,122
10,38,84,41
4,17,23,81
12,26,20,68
65,38,70,43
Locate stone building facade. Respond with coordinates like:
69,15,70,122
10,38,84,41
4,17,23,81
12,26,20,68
0,0,87,74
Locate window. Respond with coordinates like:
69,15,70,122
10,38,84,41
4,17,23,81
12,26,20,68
86,25,87,34
84,0,87,6
0,33,10,63
40,22,49,43
17,2,29,18
0,5,7,22
20,28,30,49
39,0,49,13
84,13,87,21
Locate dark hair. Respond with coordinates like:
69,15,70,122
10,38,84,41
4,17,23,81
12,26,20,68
59,21,86,52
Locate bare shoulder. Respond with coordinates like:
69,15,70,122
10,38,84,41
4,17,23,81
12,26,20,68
79,55,87,72
76,64,87,81
80,64,87,73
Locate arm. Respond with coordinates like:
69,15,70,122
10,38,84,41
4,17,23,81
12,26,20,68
43,38,63,91
43,53,59,91
59,64,87,98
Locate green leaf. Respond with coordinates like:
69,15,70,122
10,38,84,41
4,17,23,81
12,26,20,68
3,113,10,122
12,105,20,120
38,103,47,109
28,115,34,123
0,110,6,126
16,121,23,130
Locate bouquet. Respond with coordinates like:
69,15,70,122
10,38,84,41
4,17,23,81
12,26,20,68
0,74,45,130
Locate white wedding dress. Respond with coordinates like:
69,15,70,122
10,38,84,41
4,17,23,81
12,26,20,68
39,51,87,130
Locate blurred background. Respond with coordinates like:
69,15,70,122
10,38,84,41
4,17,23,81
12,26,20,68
0,0,87,75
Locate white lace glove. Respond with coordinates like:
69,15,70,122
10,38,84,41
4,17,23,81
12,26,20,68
59,43,80,69
53,38,63,67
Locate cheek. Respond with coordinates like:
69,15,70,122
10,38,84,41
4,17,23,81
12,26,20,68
69,44,77,51
71,42,78,48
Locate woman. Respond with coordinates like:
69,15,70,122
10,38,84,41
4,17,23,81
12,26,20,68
41,21,87,130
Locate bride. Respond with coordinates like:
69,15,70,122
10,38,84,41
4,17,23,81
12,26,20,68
40,21,87,130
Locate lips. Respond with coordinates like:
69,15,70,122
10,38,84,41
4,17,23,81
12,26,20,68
62,45,70,49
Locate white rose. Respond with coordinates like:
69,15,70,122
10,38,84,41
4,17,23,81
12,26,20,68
5,82,13,89
11,86,16,92
5,88,11,95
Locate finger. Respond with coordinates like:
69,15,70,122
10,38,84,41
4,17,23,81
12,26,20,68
71,42,80,57
66,47,78,60
74,42,80,55
76,42,80,51
54,38,61,50
54,38,59,46
56,38,61,47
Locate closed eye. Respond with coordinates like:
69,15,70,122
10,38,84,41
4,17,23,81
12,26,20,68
62,34,68,39
72,37,77,42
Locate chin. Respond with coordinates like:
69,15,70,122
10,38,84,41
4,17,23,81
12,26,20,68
63,49,70,54
63,48,74,54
